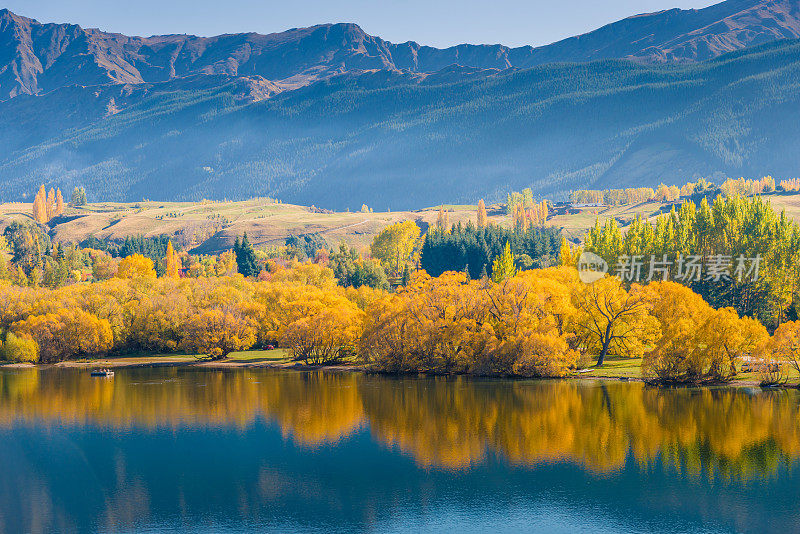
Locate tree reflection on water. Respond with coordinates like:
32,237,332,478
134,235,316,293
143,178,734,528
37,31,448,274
1,368,798,479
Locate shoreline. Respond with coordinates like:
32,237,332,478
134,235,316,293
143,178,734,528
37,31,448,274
0,355,774,388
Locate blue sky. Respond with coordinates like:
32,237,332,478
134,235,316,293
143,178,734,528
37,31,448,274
5,0,720,47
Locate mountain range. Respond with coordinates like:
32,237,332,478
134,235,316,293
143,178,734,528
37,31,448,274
0,0,799,208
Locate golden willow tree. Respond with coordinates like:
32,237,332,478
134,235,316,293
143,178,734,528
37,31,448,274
574,277,658,366
642,281,767,383
360,268,580,377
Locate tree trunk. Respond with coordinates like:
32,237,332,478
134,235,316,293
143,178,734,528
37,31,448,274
596,324,613,366
596,344,609,366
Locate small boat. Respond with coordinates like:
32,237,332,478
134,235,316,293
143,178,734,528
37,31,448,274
90,369,114,378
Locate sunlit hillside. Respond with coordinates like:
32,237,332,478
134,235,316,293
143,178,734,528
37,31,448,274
3,190,800,254
0,199,506,254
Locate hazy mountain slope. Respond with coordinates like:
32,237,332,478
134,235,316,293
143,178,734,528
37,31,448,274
0,39,798,209
2,0,799,100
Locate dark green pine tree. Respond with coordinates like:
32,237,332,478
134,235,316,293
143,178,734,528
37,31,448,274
401,264,410,286
235,233,259,277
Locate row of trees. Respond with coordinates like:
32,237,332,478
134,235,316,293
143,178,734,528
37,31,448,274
361,268,777,383
3,217,404,291
582,195,800,327
571,187,657,206
568,177,785,206
420,222,561,279
719,176,776,197
0,263,376,363
506,189,549,228
0,229,243,288
81,235,177,264
29,185,88,224
31,186,64,224
3,254,800,385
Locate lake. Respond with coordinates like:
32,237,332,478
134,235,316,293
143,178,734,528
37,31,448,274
1,367,799,533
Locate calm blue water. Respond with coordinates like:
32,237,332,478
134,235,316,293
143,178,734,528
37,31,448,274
0,368,798,533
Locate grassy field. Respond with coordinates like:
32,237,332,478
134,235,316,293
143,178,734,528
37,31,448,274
224,349,292,363
577,356,645,379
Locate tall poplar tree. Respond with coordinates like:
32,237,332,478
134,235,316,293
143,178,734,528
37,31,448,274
164,240,179,278
491,241,516,283
55,189,64,216
46,188,55,221
32,185,47,224
436,207,449,233
477,199,488,228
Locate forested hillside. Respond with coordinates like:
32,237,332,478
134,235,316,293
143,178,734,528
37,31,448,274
1,38,798,209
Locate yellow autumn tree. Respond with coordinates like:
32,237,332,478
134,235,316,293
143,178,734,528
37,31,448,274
491,241,516,282
55,188,64,216
13,308,112,362
117,254,156,279
279,287,365,365
696,307,768,381
559,237,580,267
361,271,489,373
0,332,39,363
32,185,47,223
573,276,659,366
361,269,577,377
183,307,257,360
484,268,579,377
164,241,179,278
370,220,420,278
46,188,55,221
640,281,758,383
477,199,488,228
768,321,800,384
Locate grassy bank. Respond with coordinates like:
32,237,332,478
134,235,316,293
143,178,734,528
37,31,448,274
0,349,293,369
2,351,791,388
